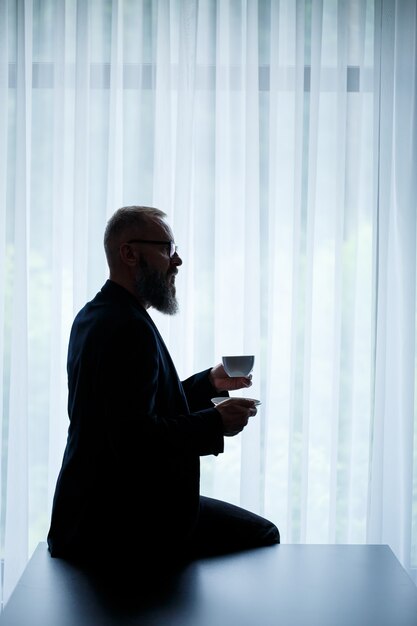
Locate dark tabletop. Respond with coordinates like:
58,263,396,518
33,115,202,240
1,542,417,626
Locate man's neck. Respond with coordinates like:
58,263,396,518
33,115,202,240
108,275,150,309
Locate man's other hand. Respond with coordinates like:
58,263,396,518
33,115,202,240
214,398,257,437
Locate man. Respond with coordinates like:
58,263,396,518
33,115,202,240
47,206,279,571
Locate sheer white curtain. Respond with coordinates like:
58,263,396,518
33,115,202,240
0,0,416,606
367,0,417,574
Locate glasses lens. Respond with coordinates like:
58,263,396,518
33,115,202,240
170,242,177,258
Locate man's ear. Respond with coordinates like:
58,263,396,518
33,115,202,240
119,243,138,267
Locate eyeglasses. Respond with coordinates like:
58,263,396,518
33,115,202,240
126,239,178,258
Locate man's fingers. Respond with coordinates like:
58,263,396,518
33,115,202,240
215,398,257,415
226,398,256,406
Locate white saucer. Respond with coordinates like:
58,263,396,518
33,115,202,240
211,397,261,406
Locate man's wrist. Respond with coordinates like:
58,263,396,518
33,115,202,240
208,368,217,390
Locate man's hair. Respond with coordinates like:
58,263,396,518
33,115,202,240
104,205,167,267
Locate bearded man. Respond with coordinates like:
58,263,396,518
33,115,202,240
47,206,279,573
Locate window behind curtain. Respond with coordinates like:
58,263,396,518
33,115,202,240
1,0,416,606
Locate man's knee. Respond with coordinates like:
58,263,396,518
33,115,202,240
262,520,280,545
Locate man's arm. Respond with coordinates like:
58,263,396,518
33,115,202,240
101,319,224,457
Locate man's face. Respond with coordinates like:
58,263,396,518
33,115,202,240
132,218,182,315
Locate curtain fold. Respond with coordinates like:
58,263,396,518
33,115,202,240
1,0,416,605
3,0,32,603
0,9,8,597
48,0,68,507
367,0,417,571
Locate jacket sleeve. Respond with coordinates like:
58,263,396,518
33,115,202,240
182,368,229,412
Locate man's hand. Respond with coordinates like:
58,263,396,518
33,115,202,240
209,363,252,392
214,398,257,437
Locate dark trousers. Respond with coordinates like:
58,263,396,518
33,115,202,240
65,496,280,602
189,496,280,558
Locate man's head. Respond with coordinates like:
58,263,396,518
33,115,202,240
104,206,182,314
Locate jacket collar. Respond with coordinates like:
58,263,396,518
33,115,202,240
101,279,147,314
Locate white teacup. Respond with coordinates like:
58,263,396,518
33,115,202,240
222,355,254,377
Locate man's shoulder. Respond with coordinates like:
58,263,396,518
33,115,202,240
78,282,144,318
72,282,156,341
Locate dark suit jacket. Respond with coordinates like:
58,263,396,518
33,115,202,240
47,280,225,564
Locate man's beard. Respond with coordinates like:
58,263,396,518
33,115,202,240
135,258,179,315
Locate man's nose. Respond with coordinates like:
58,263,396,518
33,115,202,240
171,251,182,266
